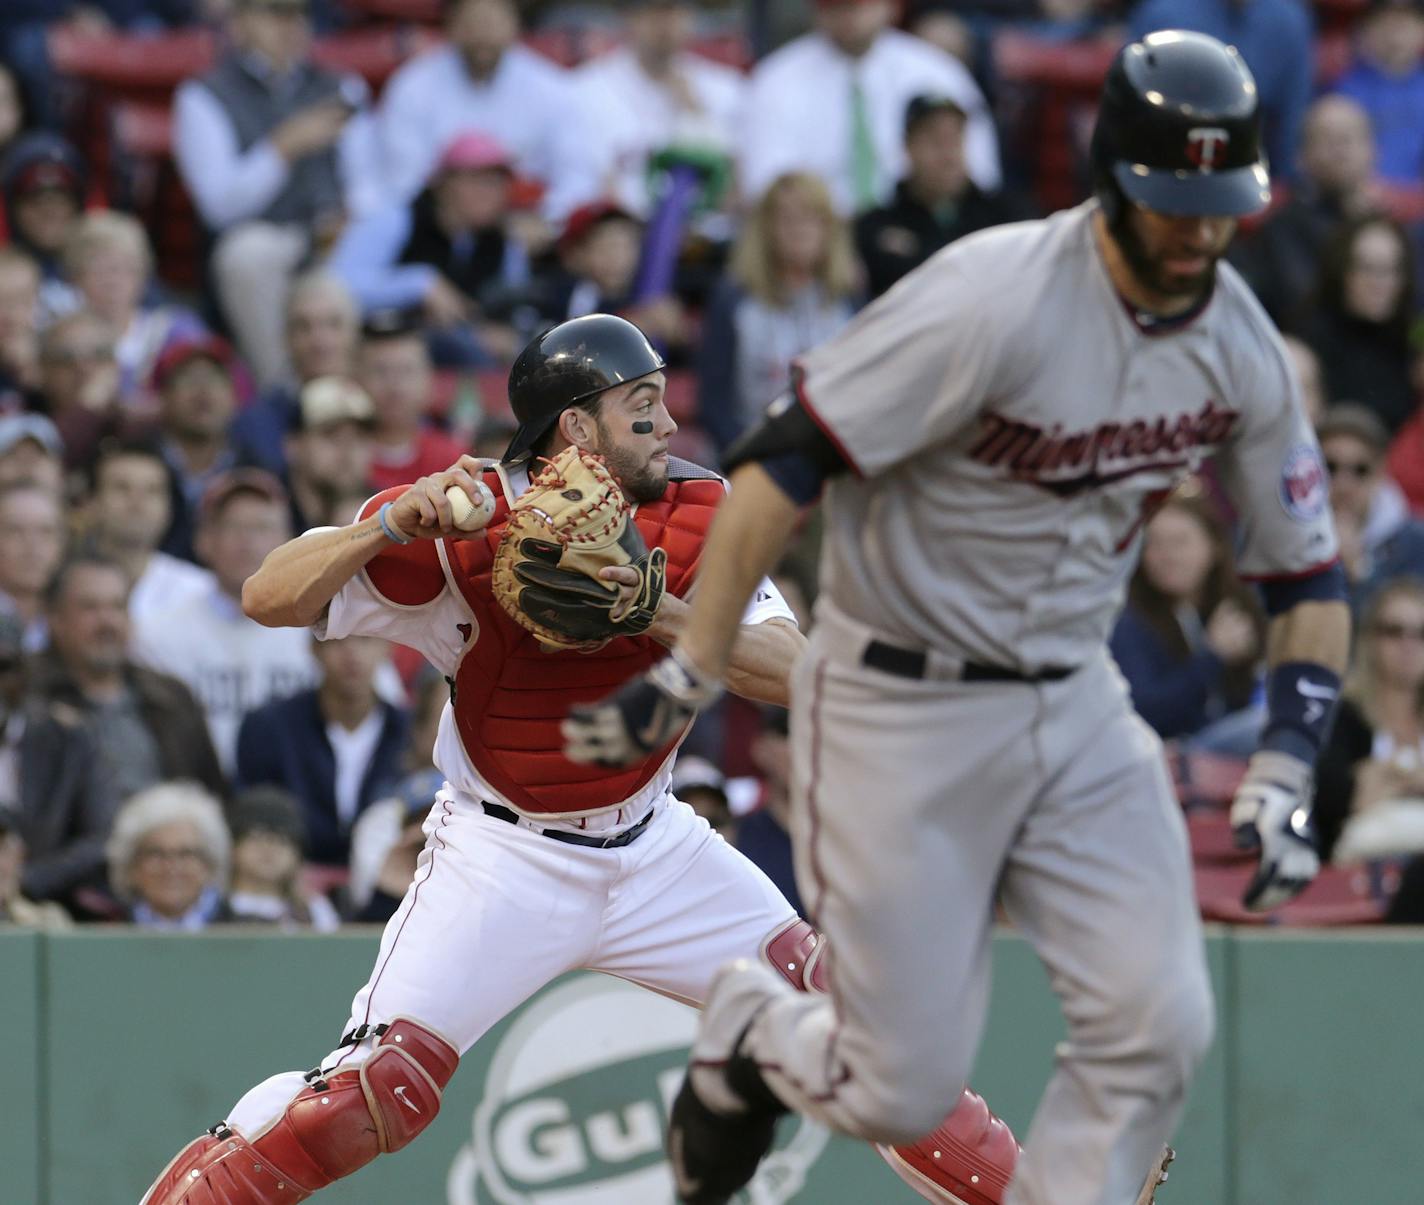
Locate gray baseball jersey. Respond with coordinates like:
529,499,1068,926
797,201,1337,671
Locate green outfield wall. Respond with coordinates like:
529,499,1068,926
2,927,1420,1205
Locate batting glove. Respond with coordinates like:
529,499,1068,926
563,649,723,767
1229,750,1320,912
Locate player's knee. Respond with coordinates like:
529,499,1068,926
1118,965,1215,1085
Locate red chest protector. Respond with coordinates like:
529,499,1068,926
362,466,725,815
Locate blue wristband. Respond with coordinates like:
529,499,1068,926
377,501,411,545
1259,661,1342,764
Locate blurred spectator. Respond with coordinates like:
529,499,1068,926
1292,216,1417,436
347,668,447,916
236,635,408,867
538,200,690,353
472,414,517,461
0,246,41,405
1128,0,1312,181
285,377,375,531
0,483,65,652
348,767,440,922
149,334,252,562
174,0,378,386
329,131,528,367
1282,333,1328,427
358,312,468,493
0,611,117,915
0,414,64,498
0,63,32,170
0,804,70,929
83,438,212,623
733,708,804,917
856,94,1028,299
1314,577,1424,867
1333,0,1424,184
576,0,746,220
671,755,736,841
377,0,601,223
1109,490,1266,751
698,173,859,453
60,211,207,407
1320,403,1424,610
231,270,361,474
106,782,236,929
0,133,86,317
132,469,319,774
740,0,1000,215
1232,95,1378,326
907,6,974,65
225,786,341,930
35,555,225,804
32,311,124,473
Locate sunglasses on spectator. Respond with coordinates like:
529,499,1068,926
1373,622,1424,641
1325,458,1373,480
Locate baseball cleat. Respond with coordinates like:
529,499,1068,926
1134,1145,1176,1205
668,960,790,1204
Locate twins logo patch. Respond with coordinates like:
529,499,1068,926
1279,443,1328,522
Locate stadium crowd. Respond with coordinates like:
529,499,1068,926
3,0,1424,934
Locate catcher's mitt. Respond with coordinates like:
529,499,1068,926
491,445,667,652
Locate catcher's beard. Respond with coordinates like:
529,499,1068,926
593,419,668,503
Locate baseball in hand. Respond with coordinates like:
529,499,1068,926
446,482,496,531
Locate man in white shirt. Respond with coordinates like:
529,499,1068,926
132,469,319,775
172,0,381,385
83,438,214,625
376,0,603,222
739,0,1000,214
576,0,746,219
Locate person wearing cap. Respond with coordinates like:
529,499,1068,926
668,753,736,840
574,0,747,220
174,0,381,386
739,0,1000,216
0,132,87,312
357,310,470,493
855,93,1029,298
132,468,319,774
147,332,262,562
0,412,63,498
34,553,226,806
0,608,119,918
537,198,690,353
328,129,530,366
285,376,377,530
376,0,603,223
226,786,342,930
0,481,65,654
1318,402,1424,612
83,437,214,624
1129,0,1312,183
0,803,71,929
60,209,208,405
235,632,408,867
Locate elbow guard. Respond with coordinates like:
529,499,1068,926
723,392,852,506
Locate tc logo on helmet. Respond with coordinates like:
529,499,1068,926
1186,127,1230,169
447,975,829,1204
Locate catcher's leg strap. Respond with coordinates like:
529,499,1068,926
141,1017,459,1205
761,917,829,994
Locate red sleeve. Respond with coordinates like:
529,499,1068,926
357,486,446,606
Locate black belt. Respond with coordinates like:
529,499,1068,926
481,801,655,849
862,639,1077,684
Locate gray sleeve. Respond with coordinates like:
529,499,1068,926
1215,328,1338,580
793,254,1002,477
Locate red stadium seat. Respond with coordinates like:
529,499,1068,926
312,27,439,91
47,27,216,98
341,0,443,23
1194,862,1387,926
1187,810,1253,866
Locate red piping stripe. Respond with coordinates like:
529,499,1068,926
1238,555,1340,583
792,369,866,480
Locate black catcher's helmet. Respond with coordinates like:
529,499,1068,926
1091,30,1270,220
502,314,666,463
